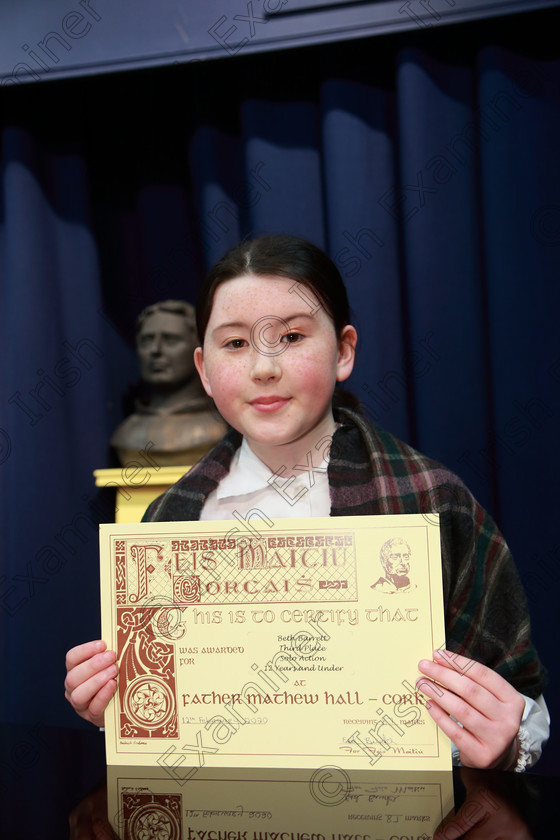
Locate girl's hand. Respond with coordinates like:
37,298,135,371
64,640,118,728
417,649,525,770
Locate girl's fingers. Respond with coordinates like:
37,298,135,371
66,640,107,670
65,647,117,695
66,663,118,712
65,640,118,726
421,694,515,768
417,666,497,730
427,650,522,704
87,679,118,723
417,651,521,722
420,687,477,743
417,675,490,740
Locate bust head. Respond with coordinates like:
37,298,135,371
136,300,197,393
110,299,226,466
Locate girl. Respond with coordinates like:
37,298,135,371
65,235,549,770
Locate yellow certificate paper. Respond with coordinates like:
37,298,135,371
100,514,451,770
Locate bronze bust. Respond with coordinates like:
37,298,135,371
110,301,226,466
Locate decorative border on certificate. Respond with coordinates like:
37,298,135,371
114,531,358,606
117,605,179,738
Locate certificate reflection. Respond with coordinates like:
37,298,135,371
104,765,454,839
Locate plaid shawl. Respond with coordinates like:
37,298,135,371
144,407,547,698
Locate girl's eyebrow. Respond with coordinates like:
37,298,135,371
212,321,247,335
212,312,315,336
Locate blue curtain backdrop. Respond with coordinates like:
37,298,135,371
1,10,559,775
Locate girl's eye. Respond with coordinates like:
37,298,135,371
225,338,248,349
282,332,303,344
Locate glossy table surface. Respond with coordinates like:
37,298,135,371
1,722,558,839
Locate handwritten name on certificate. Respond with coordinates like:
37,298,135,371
100,514,451,769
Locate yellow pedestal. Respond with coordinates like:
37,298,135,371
93,465,191,522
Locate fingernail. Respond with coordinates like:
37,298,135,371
102,651,115,664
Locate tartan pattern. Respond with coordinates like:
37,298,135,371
144,408,547,699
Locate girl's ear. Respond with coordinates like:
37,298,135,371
336,325,358,383
194,346,213,397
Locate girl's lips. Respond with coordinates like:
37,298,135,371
250,396,291,412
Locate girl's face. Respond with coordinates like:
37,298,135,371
194,274,356,466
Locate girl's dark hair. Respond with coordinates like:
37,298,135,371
195,234,362,415
195,235,351,342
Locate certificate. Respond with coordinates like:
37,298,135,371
100,514,451,770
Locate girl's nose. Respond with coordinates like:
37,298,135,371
250,347,282,381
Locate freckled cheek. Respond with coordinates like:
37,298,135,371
291,353,337,399
205,361,245,404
